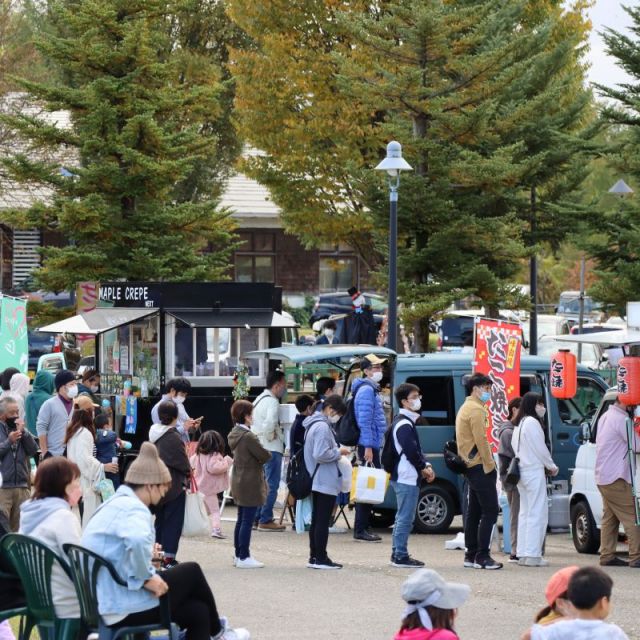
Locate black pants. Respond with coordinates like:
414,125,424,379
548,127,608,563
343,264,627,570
112,562,221,640
354,446,381,534
154,491,186,557
309,491,336,562
464,465,499,560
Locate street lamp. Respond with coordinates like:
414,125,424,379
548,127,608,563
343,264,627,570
375,141,413,352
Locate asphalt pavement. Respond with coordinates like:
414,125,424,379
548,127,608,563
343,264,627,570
182,511,640,640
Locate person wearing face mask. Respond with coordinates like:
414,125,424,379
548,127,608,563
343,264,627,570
251,370,287,531
77,368,102,405
0,397,38,531
228,400,272,568
511,392,558,567
151,377,200,445
36,369,78,459
389,384,435,568
303,394,350,569
316,320,338,345
19,456,83,620
352,353,389,542
455,373,501,570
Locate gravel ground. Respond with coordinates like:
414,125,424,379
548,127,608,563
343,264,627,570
179,511,640,640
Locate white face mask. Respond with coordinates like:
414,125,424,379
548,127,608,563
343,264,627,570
174,394,186,405
328,413,341,424
370,371,383,383
409,398,421,412
66,385,79,399
90,385,99,393
324,329,334,339
536,405,546,419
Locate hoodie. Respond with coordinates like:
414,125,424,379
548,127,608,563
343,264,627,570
352,377,387,449
25,370,55,435
303,413,342,496
148,424,190,503
9,374,30,420
497,420,516,482
19,497,81,618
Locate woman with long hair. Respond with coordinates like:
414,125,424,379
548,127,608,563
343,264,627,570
65,396,117,526
512,392,559,567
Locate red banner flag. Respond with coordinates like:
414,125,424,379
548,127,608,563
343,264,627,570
474,318,522,451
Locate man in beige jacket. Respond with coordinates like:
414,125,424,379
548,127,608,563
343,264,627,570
455,373,502,570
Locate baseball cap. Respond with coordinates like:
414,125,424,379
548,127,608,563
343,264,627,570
74,395,99,410
545,566,580,606
401,569,471,610
360,353,387,370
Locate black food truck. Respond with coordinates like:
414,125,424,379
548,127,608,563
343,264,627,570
39,282,298,450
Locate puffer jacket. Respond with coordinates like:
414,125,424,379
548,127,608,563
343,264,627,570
352,377,387,449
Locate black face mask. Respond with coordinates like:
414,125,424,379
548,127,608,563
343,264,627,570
6,417,17,431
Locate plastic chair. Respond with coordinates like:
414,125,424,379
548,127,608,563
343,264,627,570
0,534,80,640
63,543,179,640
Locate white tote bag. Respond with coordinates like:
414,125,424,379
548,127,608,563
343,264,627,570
182,476,210,537
350,464,389,505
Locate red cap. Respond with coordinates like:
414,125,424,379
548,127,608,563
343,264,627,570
545,566,580,606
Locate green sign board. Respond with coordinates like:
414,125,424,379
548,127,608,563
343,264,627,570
0,296,29,373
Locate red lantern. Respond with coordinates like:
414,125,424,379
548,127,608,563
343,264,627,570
617,356,640,405
550,350,577,399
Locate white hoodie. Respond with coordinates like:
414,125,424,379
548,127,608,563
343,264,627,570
148,423,172,444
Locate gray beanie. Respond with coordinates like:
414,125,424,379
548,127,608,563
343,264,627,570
125,442,171,486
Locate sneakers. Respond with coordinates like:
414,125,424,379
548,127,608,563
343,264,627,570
473,556,503,570
309,557,343,570
235,557,265,569
524,557,549,567
463,555,476,568
508,555,519,563
601,557,629,567
629,559,640,568
257,521,285,532
211,528,227,539
215,616,251,640
161,557,179,570
353,531,382,542
390,555,425,568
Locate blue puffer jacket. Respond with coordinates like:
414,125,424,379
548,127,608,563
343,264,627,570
352,377,387,449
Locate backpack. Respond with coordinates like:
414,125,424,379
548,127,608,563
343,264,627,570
381,415,409,474
443,440,468,475
335,383,365,446
286,425,319,500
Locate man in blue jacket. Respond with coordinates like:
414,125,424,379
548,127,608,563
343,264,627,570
351,353,388,542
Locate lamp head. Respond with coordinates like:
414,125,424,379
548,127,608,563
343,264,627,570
375,141,413,177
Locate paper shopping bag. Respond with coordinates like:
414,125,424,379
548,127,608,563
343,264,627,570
350,465,389,505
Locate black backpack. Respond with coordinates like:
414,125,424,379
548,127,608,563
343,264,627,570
335,383,365,446
443,440,468,475
286,427,319,500
381,415,408,474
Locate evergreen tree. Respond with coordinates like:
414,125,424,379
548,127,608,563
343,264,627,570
229,0,595,349
1,0,239,290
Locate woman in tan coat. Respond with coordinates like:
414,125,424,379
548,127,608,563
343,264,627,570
228,399,271,569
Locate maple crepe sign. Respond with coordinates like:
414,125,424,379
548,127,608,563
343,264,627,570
473,318,522,452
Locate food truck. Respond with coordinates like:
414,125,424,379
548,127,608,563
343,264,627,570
39,282,298,447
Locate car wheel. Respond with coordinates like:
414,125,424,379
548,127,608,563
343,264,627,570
369,508,395,529
571,500,600,554
414,485,455,534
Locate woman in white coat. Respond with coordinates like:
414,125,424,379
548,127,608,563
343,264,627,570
65,396,118,526
511,392,558,567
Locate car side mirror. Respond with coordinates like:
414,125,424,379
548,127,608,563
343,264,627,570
580,421,591,443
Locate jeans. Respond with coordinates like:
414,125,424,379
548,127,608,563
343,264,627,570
354,446,381,534
391,481,419,559
112,562,221,640
154,490,186,558
309,491,336,563
464,465,499,560
234,506,258,560
257,452,282,524
516,467,547,559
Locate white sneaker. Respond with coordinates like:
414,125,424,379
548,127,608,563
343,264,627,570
235,557,264,569
524,557,549,567
216,617,251,640
445,532,466,550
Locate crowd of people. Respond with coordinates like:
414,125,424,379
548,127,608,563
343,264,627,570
0,355,638,639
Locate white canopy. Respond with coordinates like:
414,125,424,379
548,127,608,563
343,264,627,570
555,329,640,347
39,308,157,334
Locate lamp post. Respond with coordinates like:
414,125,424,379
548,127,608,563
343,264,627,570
375,141,413,352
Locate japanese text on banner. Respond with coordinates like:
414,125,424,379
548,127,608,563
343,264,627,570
474,318,522,451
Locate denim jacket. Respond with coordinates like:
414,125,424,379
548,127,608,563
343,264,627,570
81,485,158,624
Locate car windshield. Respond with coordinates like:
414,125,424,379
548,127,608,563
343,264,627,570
558,295,596,315
29,331,54,347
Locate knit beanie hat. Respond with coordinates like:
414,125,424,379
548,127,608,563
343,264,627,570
125,442,171,485
55,369,76,390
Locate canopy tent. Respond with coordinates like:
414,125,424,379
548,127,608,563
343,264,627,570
39,308,157,334
166,309,297,328
555,329,640,347
246,345,396,364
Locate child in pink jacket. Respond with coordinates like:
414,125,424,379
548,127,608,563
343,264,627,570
190,430,232,539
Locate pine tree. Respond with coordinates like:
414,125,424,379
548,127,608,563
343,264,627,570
229,0,595,348
1,0,239,290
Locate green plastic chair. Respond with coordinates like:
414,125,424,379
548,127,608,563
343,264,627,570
63,543,178,640
0,534,80,640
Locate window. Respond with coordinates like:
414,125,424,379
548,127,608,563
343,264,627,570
319,257,357,292
406,376,455,425
235,232,275,283
555,377,605,426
